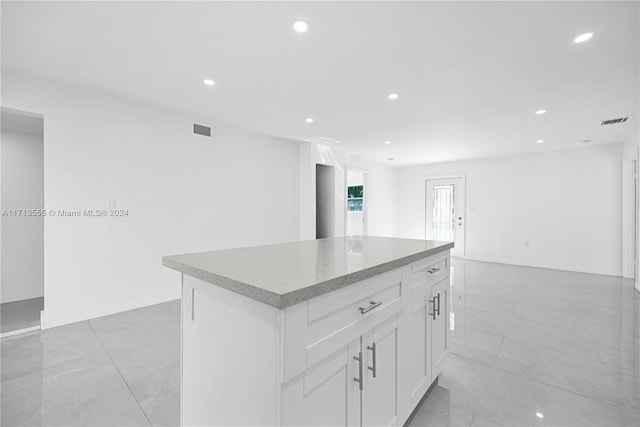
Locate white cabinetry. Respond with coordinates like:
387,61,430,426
282,317,398,426
281,338,360,426
430,278,450,380
282,269,402,427
399,252,450,424
281,315,401,427
403,269,431,414
181,251,450,427
361,317,400,427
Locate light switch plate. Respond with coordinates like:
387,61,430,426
183,285,194,321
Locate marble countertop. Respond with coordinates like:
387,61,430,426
162,236,454,309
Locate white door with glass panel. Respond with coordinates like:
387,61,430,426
426,178,465,257
346,168,367,236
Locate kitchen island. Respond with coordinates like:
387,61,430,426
162,236,453,426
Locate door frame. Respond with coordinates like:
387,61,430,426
622,158,638,280
345,166,368,236
424,174,466,257
0,106,46,336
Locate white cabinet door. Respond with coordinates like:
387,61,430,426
430,278,450,380
281,337,360,427
404,287,431,413
362,316,400,427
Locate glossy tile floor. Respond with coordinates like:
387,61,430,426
411,259,640,427
1,259,638,426
1,297,44,334
1,300,180,427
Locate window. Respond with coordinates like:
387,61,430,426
432,184,455,242
347,185,364,211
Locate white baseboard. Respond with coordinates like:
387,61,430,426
1,326,40,338
456,255,622,277
40,296,179,330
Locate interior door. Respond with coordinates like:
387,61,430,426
425,177,465,257
361,317,399,427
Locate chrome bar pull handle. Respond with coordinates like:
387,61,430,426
427,267,441,274
435,293,441,316
359,300,382,314
353,351,363,390
367,342,377,378
428,297,437,320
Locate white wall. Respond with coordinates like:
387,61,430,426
2,71,300,328
1,129,44,303
397,144,624,276
299,142,397,240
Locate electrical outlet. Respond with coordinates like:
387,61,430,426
108,199,117,209
183,285,194,321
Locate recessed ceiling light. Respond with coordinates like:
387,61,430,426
388,93,399,100
387,157,394,161
581,139,593,143
535,109,547,115
305,118,314,123
536,139,544,144
293,21,308,33
536,412,544,419
422,155,427,159
203,79,215,86
574,32,594,43
385,140,391,145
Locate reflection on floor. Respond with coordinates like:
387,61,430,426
1,297,44,334
1,299,179,427
1,259,638,426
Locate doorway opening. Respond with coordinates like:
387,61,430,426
425,177,465,257
316,164,335,239
1,107,45,337
346,167,367,236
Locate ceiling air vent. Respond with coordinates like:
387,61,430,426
601,117,629,126
193,123,212,137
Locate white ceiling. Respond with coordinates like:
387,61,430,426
2,1,638,166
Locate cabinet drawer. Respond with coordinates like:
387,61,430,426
409,252,449,287
283,269,402,382
307,269,401,323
